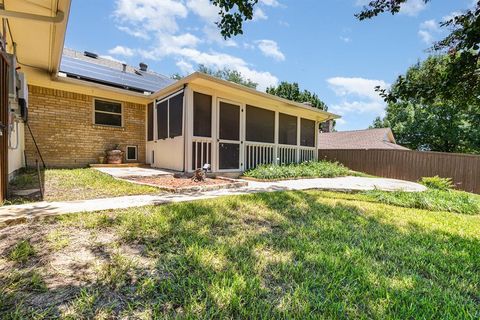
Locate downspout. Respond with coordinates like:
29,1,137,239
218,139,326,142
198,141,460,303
182,83,188,173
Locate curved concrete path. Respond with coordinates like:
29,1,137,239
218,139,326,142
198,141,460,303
0,176,425,226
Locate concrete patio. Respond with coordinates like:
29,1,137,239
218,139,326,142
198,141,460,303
0,176,426,226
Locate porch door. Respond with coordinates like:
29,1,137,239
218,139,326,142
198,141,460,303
217,100,242,171
0,52,9,202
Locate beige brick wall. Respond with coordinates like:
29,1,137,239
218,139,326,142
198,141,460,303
25,85,146,167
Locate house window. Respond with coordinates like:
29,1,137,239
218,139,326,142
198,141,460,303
300,118,315,147
126,146,138,161
147,102,154,141
156,100,168,139
193,92,212,137
94,99,122,127
279,113,297,145
169,93,183,138
156,91,184,140
246,105,275,143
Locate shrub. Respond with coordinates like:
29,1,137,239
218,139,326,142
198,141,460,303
419,176,454,191
243,161,352,180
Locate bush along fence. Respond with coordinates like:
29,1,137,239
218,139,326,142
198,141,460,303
318,149,480,194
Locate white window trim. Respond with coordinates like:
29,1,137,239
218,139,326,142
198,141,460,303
126,145,138,161
93,98,123,128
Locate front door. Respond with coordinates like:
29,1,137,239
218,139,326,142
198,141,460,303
217,100,242,171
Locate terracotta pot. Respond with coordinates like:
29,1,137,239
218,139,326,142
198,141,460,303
106,150,123,164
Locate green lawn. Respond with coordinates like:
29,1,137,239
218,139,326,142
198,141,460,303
242,160,364,180
1,190,478,319
6,168,160,203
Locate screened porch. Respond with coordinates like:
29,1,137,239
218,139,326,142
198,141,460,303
189,90,318,173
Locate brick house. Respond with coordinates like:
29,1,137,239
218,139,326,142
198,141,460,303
1,0,339,199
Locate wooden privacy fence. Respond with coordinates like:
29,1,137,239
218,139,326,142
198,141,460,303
318,149,480,194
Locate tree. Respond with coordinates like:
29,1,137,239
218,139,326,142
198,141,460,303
266,82,328,110
373,55,479,153
370,116,389,129
210,0,258,39
197,64,258,89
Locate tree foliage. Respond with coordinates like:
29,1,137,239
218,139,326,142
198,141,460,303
197,64,258,89
372,55,479,154
266,82,328,110
210,0,258,39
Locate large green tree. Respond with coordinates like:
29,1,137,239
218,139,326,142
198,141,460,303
197,64,258,89
266,82,328,110
372,55,479,153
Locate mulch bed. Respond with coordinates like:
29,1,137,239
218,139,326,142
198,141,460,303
126,176,229,188
123,176,248,193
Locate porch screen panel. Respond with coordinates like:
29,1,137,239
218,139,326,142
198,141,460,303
157,100,168,140
147,102,154,141
219,102,240,141
193,92,212,137
246,105,274,143
279,113,297,145
300,118,315,147
169,93,183,138
219,143,240,169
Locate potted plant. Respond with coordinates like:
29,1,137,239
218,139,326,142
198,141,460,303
106,144,123,164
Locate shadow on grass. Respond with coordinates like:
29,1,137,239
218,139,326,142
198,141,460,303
1,191,479,318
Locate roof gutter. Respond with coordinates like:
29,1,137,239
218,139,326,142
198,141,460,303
151,72,341,121
0,8,65,23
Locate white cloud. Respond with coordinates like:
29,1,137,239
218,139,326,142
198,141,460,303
327,77,388,117
113,0,278,91
340,36,351,43
327,77,388,101
356,0,426,16
99,55,125,63
108,45,135,57
186,0,218,24
256,40,285,61
260,0,280,7
420,19,439,31
253,8,268,21
418,30,434,44
176,60,195,75
418,19,442,44
442,11,461,22
400,0,427,16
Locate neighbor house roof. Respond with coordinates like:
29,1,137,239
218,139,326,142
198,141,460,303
318,128,410,150
59,48,175,94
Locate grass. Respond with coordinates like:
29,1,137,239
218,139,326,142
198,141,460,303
1,190,479,318
243,160,357,180
362,189,480,215
6,168,160,203
8,240,35,263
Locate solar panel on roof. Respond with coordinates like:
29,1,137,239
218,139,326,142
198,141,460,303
60,56,175,93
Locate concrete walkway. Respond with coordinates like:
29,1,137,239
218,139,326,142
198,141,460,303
0,177,426,225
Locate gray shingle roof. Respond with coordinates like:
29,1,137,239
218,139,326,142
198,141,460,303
59,48,175,93
318,128,410,150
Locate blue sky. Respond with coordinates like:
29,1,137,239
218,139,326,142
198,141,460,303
64,0,475,131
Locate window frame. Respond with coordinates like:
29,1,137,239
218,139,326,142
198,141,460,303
155,90,185,140
193,91,213,138
93,98,123,128
126,145,138,161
